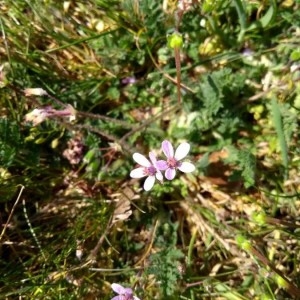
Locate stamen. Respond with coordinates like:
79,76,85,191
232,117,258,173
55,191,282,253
167,157,178,168
147,166,157,176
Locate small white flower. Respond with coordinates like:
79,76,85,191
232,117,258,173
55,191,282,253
130,152,163,191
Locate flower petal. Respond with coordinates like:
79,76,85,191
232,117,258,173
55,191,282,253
132,153,151,167
156,171,163,182
175,142,190,161
178,162,195,173
156,160,168,170
111,283,125,294
148,151,158,165
111,297,120,300
165,168,176,180
144,176,155,191
133,297,141,300
124,288,133,296
130,167,146,178
162,140,174,159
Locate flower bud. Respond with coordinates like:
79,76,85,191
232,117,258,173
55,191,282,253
168,32,183,49
24,88,47,96
251,211,267,226
236,234,252,251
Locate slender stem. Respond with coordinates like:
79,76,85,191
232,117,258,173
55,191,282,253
134,219,159,266
70,123,132,154
146,45,194,94
250,246,300,298
0,185,24,242
77,111,137,129
88,217,113,262
187,228,197,266
174,46,182,105
119,104,179,146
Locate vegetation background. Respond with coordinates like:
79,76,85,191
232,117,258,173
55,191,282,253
1,0,300,299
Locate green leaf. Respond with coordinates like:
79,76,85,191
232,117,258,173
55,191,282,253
271,97,288,176
290,49,300,61
238,149,256,188
247,0,277,31
232,0,247,41
233,0,247,31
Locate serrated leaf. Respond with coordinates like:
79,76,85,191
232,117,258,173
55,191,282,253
237,149,256,188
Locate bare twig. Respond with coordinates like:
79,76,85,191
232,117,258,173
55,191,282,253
0,185,24,243
119,103,179,145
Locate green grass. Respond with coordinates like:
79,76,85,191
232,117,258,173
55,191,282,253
1,0,300,299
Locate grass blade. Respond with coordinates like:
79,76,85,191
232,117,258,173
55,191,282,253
271,96,289,178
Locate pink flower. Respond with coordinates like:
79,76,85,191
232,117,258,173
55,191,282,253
157,140,195,180
111,283,140,300
24,107,52,125
24,105,76,126
130,152,163,191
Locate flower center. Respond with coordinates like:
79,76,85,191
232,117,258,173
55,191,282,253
167,157,181,168
144,165,156,176
120,291,134,300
